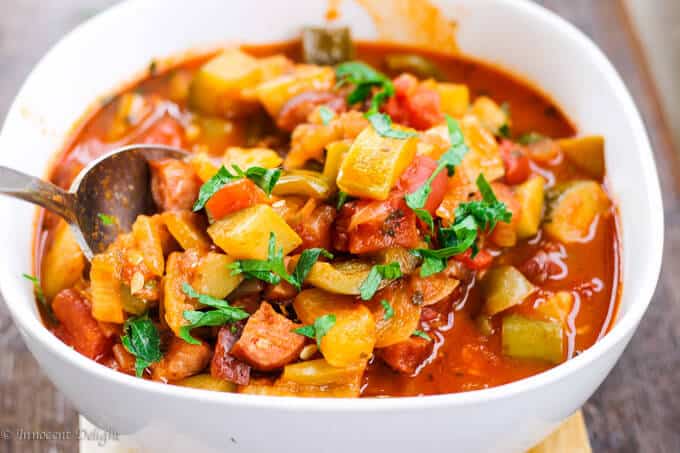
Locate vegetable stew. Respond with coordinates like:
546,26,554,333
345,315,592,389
32,34,620,397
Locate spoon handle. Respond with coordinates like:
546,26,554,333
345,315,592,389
0,166,77,222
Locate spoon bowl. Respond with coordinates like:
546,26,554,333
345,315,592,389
0,144,188,259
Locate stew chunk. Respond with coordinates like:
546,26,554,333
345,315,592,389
152,336,212,382
149,158,202,211
231,302,306,371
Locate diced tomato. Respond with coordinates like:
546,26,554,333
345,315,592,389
397,156,448,214
51,289,112,360
383,73,444,130
205,179,268,220
454,248,494,271
499,140,531,185
138,114,186,148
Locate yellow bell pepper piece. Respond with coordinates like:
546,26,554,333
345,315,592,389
435,82,469,118
256,65,335,117
336,124,418,200
207,204,302,260
272,170,332,199
188,49,261,118
323,140,351,183
223,147,283,170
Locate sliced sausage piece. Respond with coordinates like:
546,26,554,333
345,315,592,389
52,289,112,360
211,324,251,385
112,343,137,375
152,336,212,382
230,302,305,371
376,337,432,375
277,91,345,132
149,158,202,211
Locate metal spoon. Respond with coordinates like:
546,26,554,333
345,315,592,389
0,144,189,260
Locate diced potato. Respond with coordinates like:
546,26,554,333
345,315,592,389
256,65,335,117
223,147,282,170
337,124,418,200
207,204,301,260
106,93,152,141
435,82,469,118
40,220,85,301
132,215,166,276
305,260,373,295
375,247,420,275
502,314,563,364
481,265,536,316
366,282,421,348
176,373,236,392
515,176,545,239
280,358,366,386
188,49,261,118
544,181,610,243
272,170,332,199
190,252,243,299
536,291,574,325
294,289,376,367
471,96,508,135
90,252,124,323
323,140,351,183
558,135,605,179
163,252,200,335
189,152,220,182
459,115,505,182
239,376,361,398
257,55,294,83
161,211,210,252
488,183,520,248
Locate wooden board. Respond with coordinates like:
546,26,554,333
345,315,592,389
78,412,591,452
1,1,679,452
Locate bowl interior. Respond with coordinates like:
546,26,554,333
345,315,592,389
0,0,663,401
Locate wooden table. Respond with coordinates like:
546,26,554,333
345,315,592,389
0,1,678,452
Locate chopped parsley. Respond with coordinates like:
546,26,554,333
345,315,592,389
412,329,432,341
359,262,402,300
22,273,46,307
121,314,162,377
318,106,335,125
193,164,281,211
178,283,250,345
380,300,394,320
411,174,511,277
404,115,470,231
366,112,418,139
335,61,395,114
498,101,511,138
98,213,117,226
229,233,332,290
294,314,336,347
336,191,350,210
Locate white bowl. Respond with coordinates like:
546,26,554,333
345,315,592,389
0,1,663,452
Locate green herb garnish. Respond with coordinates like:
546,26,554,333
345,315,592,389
294,314,337,347
336,191,350,210
412,329,432,341
411,174,511,277
98,213,117,226
230,233,332,290
22,273,46,307
178,283,250,345
367,112,417,139
318,106,335,125
380,300,394,320
193,165,281,211
404,115,469,230
335,61,395,114
121,314,162,377
359,262,402,300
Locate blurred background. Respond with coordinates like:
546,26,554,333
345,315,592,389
0,1,678,452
